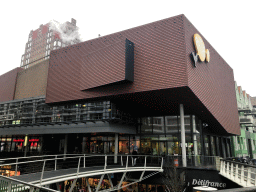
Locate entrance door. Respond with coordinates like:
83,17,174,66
90,141,103,153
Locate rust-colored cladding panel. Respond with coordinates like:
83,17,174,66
0,68,23,102
80,40,126,90
14,59,49,100
46,14,240,135
46,15,187,102
183,17,240,135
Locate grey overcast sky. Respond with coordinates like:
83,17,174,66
1,0,256,96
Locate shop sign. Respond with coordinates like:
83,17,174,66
192,179,226,188
191,33,210,67
0,165,11,169
0,138,11,142
13,139,24,142
29,139,39,142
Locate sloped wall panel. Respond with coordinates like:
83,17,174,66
0,68,22,102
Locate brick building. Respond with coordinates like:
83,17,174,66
20,18,79,68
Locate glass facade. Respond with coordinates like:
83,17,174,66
0,99,136,127
0,106,230,158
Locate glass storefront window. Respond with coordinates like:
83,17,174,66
165,116,178,134
210,136,216,156
204,135,210,156
109,141,115,154
153,116,164,134
90,141,104,153
226,138,231,157
152,142,159,155
119,140,129,154
130,136,140,153
141,117,152,133
141,139,152,154
193,116,202,156
159,142,166,156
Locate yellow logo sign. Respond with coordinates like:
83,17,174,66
191,33,210,67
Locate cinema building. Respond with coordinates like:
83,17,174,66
0,14,241,190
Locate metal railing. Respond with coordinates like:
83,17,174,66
0,175,59,192
220,159,256,187
0,154,163,191
165,155,219,169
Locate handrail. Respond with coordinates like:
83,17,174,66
0,154,158,166
220,159,256,187
220,159,256,168
0,175,59,192
0,154,163,181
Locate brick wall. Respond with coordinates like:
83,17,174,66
14,59,49,100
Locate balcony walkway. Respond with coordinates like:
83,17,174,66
219,159,256,187
0,154,163,192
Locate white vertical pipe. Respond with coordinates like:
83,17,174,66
114,133,118,163
180,104,187,167
55,155,57,171
192,115,198,166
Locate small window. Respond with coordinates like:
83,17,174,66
58,41,61,46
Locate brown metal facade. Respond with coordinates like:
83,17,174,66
14,59,49,100
0,68,22,103
183,17,240,135
80,39,134,90
46,14,187,103
46,14,240,135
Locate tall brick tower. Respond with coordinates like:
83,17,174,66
20,18,80,68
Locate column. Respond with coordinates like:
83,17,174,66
192,116,198,166
64,134,68,158
24,135,29,157
180,104,187,167
114,133,118,163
